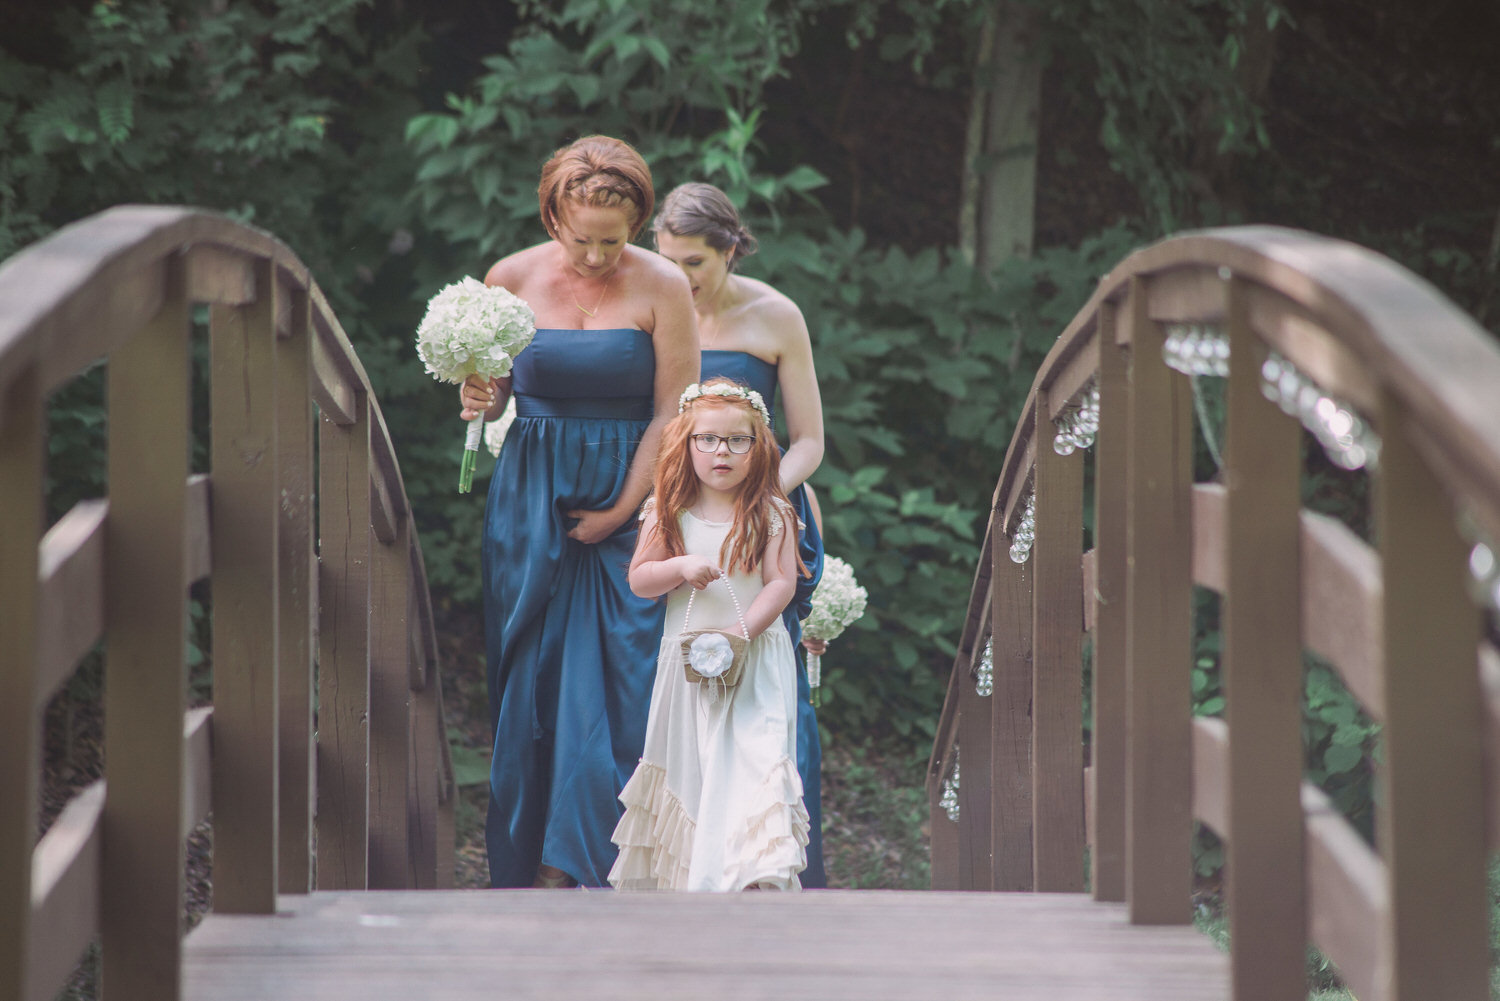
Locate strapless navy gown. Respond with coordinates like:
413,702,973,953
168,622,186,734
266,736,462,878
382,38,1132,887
701,349,827,888
483,328,665,887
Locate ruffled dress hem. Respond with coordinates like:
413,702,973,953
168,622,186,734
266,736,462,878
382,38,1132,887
609,758,809,892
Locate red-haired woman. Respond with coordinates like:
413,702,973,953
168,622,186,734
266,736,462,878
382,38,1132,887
458,135,697,888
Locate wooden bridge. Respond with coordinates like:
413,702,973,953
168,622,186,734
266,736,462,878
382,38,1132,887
3,208,1498,1000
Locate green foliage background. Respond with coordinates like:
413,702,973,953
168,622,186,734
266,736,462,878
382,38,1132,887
6,0,1499,854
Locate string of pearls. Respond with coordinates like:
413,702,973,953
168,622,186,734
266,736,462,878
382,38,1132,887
1259,352,1381,471
1008,489,1037,565
974,637,994,697
1053,381,1102,455
940,746,961,822
1163,323,1230,377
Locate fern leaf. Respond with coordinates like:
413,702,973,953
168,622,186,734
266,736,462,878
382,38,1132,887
97,85,134,145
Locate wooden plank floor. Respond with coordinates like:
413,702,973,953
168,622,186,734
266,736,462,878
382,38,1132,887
184,889,1229,1000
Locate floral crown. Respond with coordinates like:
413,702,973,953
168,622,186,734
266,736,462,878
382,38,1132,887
677,382,772,427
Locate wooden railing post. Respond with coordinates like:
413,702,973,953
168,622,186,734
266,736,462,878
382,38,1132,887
1221,277,1305,1000
369,518,413,889
209,258,282,914
1090,302,1128,902
317,394,372,890
957,603,994,890
1122,277,1194,924
1376,395,1489,999
990,520,1034,891
407,542,444,889
277,284,316,894
102,265,192,997
1032,391,1086,891
929,758,961,890
0,364,43,1001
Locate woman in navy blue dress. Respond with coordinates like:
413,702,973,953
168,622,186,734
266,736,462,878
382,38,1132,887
459,137,697,887
651,183,830,886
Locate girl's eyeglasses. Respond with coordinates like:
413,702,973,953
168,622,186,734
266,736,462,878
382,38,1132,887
690,433,755,454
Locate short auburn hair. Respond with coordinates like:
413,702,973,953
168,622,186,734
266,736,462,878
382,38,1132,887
537,135,655,241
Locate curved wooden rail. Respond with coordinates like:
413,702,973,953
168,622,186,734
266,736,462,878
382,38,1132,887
0,206,454,1001
928,226,1500,1001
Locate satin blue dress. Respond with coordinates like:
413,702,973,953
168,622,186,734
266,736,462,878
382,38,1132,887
483,328,665,888
701,349,827,888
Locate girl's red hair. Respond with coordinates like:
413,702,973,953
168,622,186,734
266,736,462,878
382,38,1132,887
649,379,809,578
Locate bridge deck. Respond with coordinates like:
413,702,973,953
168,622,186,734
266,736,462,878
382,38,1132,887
183,889,1228,1000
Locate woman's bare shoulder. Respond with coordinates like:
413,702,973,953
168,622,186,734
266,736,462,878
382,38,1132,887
484,243,553,289
627,244,692,290
736,276,808,340
737,275,800,314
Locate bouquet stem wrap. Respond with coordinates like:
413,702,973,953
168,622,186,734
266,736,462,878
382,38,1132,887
414,276,536,494
806,651,822,707
459,414,486,492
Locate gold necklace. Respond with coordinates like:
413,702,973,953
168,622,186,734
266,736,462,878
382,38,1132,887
569,271,612,318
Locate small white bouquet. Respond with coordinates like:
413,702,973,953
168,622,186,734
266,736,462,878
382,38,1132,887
415,276,536,492
801,555,868,707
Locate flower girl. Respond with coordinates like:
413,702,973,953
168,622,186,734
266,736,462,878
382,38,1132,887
609,378,810,891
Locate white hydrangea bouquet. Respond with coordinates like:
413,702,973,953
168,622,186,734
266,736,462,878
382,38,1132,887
801,555,868,707
415,277,536,492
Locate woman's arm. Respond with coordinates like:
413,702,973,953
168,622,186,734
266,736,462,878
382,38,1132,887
738,513,799,638
771,301,824,493
566,258,698,544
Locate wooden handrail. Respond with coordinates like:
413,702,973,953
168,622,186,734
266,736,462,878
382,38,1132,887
0,206,454,1001
929,226,1500,1001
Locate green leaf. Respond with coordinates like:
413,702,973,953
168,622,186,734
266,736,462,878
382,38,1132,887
641,36,672,68
96,86,133,144
1322,743,1364,776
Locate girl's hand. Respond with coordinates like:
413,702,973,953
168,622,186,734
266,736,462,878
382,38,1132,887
460,374,504,421
802,637,827,656
565,506,628,545
677,555,720,590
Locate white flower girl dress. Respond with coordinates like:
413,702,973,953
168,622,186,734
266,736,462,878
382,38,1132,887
609,506,810,891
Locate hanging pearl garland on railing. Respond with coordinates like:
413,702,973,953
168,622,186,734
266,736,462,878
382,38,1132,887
1259,351,1382,471
1008,489,1037,564
1470,541,1500,611
1053,381,1102,455
1161,321,1382,473
1162,323,1230,377
940,746,961,822
974,637,994,697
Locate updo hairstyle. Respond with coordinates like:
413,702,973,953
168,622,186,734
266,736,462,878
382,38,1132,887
652,182,758,271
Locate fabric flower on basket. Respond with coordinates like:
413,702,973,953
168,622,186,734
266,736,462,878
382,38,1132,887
415,276,536,492
483,395,518,458
688,632,737,678
800,555,868,707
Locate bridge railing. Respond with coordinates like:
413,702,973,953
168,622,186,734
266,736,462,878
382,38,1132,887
928,226,1500,1001
0,206,455,1001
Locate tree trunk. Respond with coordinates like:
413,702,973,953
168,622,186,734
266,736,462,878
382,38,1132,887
959,0,1042,270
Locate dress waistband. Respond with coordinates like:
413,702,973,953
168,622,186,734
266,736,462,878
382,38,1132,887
514,394,654,421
